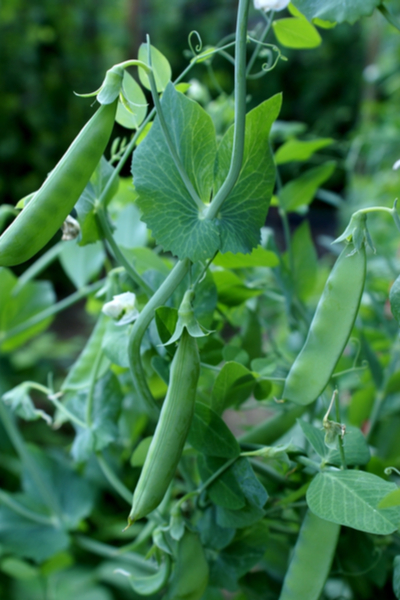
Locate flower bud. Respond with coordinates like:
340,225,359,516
253,0,290,11
102,292,139,325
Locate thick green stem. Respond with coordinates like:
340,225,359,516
205,0,250,219
128,259,191,416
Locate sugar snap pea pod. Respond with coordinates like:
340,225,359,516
283,243,366,405
165,530,209,600
0,100,117,267
128,328,200,524
279,510,340,600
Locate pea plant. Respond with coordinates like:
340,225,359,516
2,1,400,599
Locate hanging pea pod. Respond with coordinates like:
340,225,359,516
0,100,117,267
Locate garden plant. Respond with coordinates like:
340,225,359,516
2,0,400,598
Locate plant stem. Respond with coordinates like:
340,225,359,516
0,280,104,344
74,535,157,572
335,393,347,470
205,0,250,219
246,13,273,77
13,242,63,294
128,258,191,417
85,347,104,427
96,452,132,504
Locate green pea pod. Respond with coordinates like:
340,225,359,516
283,244,366,405
279,510,340,600
128,328,200,523
0,100,117,267
165,530,209,600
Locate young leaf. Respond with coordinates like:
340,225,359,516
138,43,172,92
116,71,147,130
188,402,240,458
279,162,336,211
213,246,279,269
275,138,333,164
212,362,256,414
198,455,246,510
273,17,321,49
59,241,105,289
307,470,400,534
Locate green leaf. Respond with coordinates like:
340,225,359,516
279,161,336,211
214,94,282,256
101,321,130,368
67,372,123,462
133,83,219,262
116,557,171,596
307,471,400,534
216,501,265,529
2,384,51,425
59,241,105,288
138,43,172,92
212,362,256,414
113,204,148,250
390,275,400,325
62,316,110,392
198,507,235,550
188,402,240,458
0,557,38,580
75,158,119,245
213,246,279,268
378,489,400,509
116,71,147,129
131,436,153,467
213,270,264,306
231,458,268,509
299,420,370,466
198,455,246,510
292,0,381,24
0,268,56,353
291,221,318,301
0,506,69,562
275,138,333,164
273,17,322,49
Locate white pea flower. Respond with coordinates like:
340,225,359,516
393,159,400,171
254,0,290,11
102,292,139,326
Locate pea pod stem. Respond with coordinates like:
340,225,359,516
128,259,191,417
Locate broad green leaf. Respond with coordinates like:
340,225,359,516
0,557,38,580
231,458,268,509
291,0,380,24
62,316,110,392
21,445,96,529
116,71,147,129
275,138,333,164
138,43,172,92
101,321,130,368
75,157,119,245
213,246,278,268
188,402,240,458
133,83,219,262
213,270,264,306
198,455,246,510
212,362,256,414
214,94,282,256
67,372,123,462
273,17,321,49
307,471,400,534
0,268,55,353
210,541,265,592
279,161,335,211
0,506,69,562
59,240,105,288
291,220,317,301
116,556,170,595
113,204,148,250
390,275,400,325
216,501,265,529
198,507,235,550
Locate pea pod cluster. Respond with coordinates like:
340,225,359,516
283,243,366,405
128,328,200,523
279,510,340,600
0,100,117,267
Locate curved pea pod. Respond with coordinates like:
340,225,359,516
279,510,340,600
165,530,209,600
128,328,200,524
0,100,117,267
283,244,366,405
